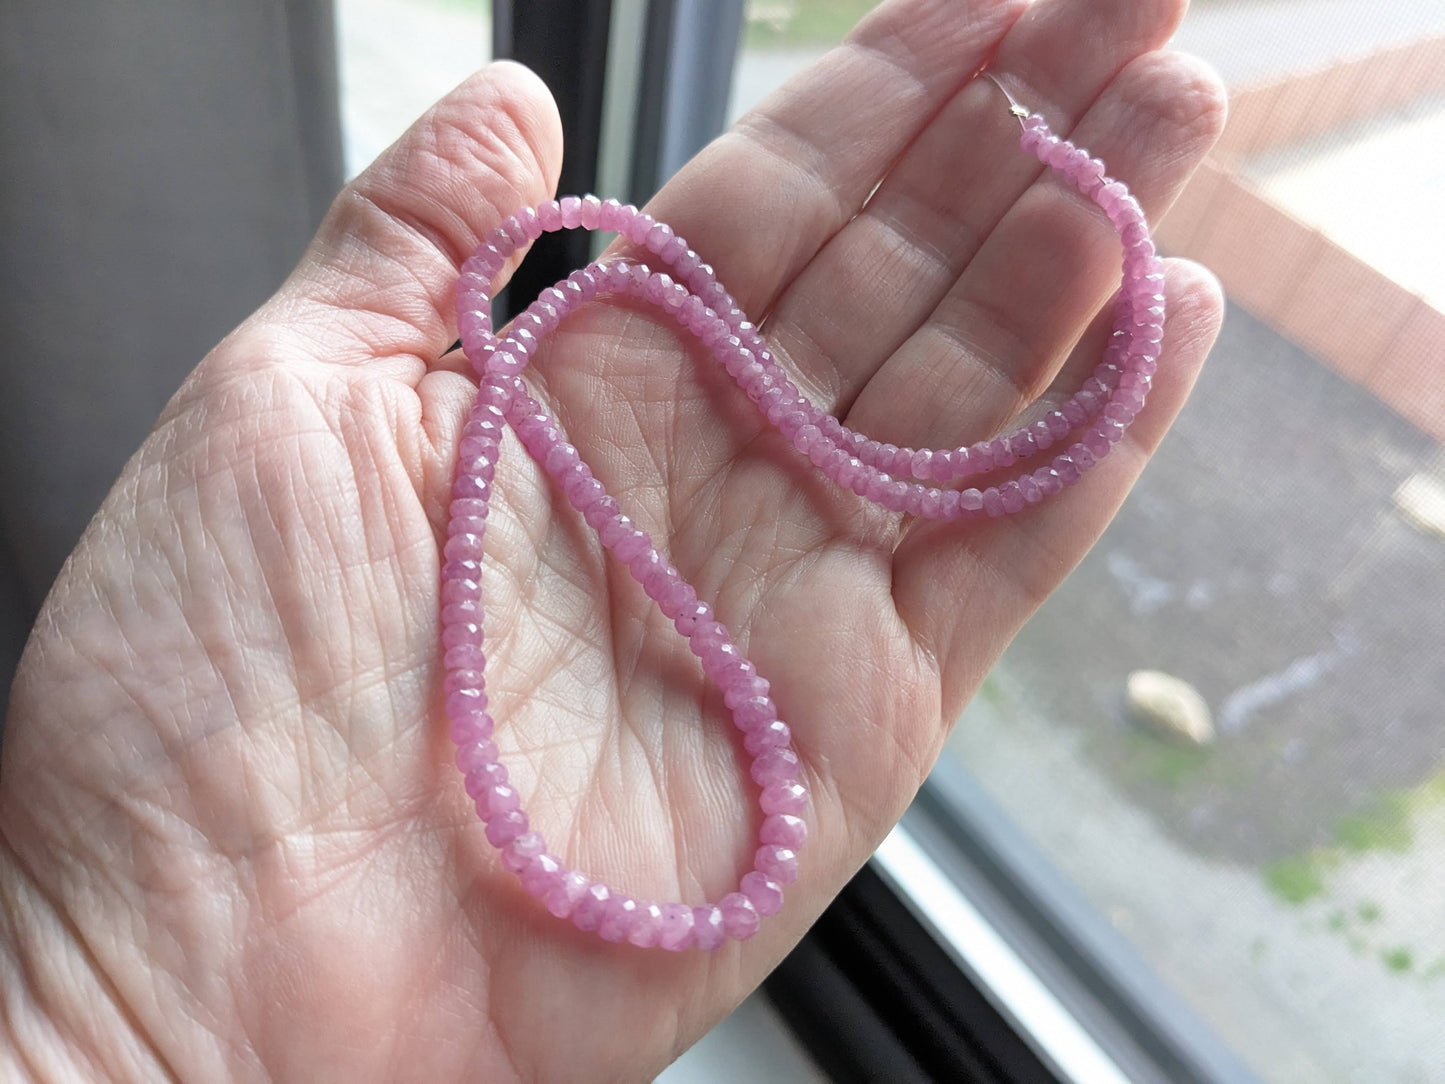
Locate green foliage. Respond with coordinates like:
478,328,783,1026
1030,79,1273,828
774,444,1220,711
1118,732,1211,787
1333,794,1412,853
976,672,1005,707
1381,946,1414,973
744,0,882,48
1263,854,1325,904
1417,772,1445,807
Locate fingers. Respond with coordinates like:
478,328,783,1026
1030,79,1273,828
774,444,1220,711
508,0,1025,552
756,0,1191,408
638,0,1028,322
994,0,1188,119
845,48,1227,450
889,260,1225,709
272,61,564,367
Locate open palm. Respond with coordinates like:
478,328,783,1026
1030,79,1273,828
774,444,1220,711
1,0,1225,1079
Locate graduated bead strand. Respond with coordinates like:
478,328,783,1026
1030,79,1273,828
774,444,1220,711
443,103,1163,948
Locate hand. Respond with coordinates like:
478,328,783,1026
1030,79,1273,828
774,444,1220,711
0,0,1225,1079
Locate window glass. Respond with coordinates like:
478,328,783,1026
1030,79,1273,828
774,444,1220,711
734,2,1445,1079
336,0,492,178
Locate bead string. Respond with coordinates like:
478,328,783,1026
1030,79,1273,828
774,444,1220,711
442,104,1165,950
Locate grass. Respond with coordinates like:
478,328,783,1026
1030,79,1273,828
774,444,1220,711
744,0,882,48
976,672,1006,708
1117,731,1212,787
1260,790,1415,905
1333,794,1413,853
1263,854,1326,904
1417,771,1445,808
1381,946,1414,973
1265,837,1434,978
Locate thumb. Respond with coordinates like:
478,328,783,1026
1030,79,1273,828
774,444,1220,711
268,60,564,367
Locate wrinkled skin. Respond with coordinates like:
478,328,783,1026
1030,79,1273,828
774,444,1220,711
0,0,1225,1079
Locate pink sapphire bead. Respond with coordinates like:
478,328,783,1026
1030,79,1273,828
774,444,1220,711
741,872,785,916
478,783,521,819
761,813,808,849
521,854,566,898
751,748,800,787
484,810,528,847
756,845,801,885
743,719,792,755
447,683,488,718
572,884,611,932
598,895,639,943
455,739,498,774
464,762,507,799
1000,481,1025,513
658,903,695,950
624,902,664,947
674,600,713,636
724,675,769,709
733,695,778,729
692,906,726,951
760,780,809,816
449,712,493,749
546,870,590,918
719,892,761,941
501,830,544,873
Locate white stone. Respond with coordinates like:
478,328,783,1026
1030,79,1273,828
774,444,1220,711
1394,473,1445,540
1126,670,1215,746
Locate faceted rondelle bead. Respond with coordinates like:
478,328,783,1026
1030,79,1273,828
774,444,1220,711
657,902,695,951
500,830,543,873
692,906,726,951
718,893,760,941
627,902,665,948
750,748,800,787
521,854,565,898
545,871,589,919
455,739,498,774
745,722,791,757
597,895,639,943
572,884,611,932
741,872,785,917
760,781,809,816
756,845,801,885
484,810,528,847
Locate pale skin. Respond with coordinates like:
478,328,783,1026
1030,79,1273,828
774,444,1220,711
0,0,1226,1079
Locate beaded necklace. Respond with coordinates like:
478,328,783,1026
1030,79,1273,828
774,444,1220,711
440,79,1165,950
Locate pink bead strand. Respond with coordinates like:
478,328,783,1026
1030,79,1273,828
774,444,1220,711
445,102,1162,948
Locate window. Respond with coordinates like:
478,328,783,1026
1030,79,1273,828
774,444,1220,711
728,2,1445,1080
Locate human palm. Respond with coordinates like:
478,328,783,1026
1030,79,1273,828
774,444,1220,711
1,0,1225,1079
